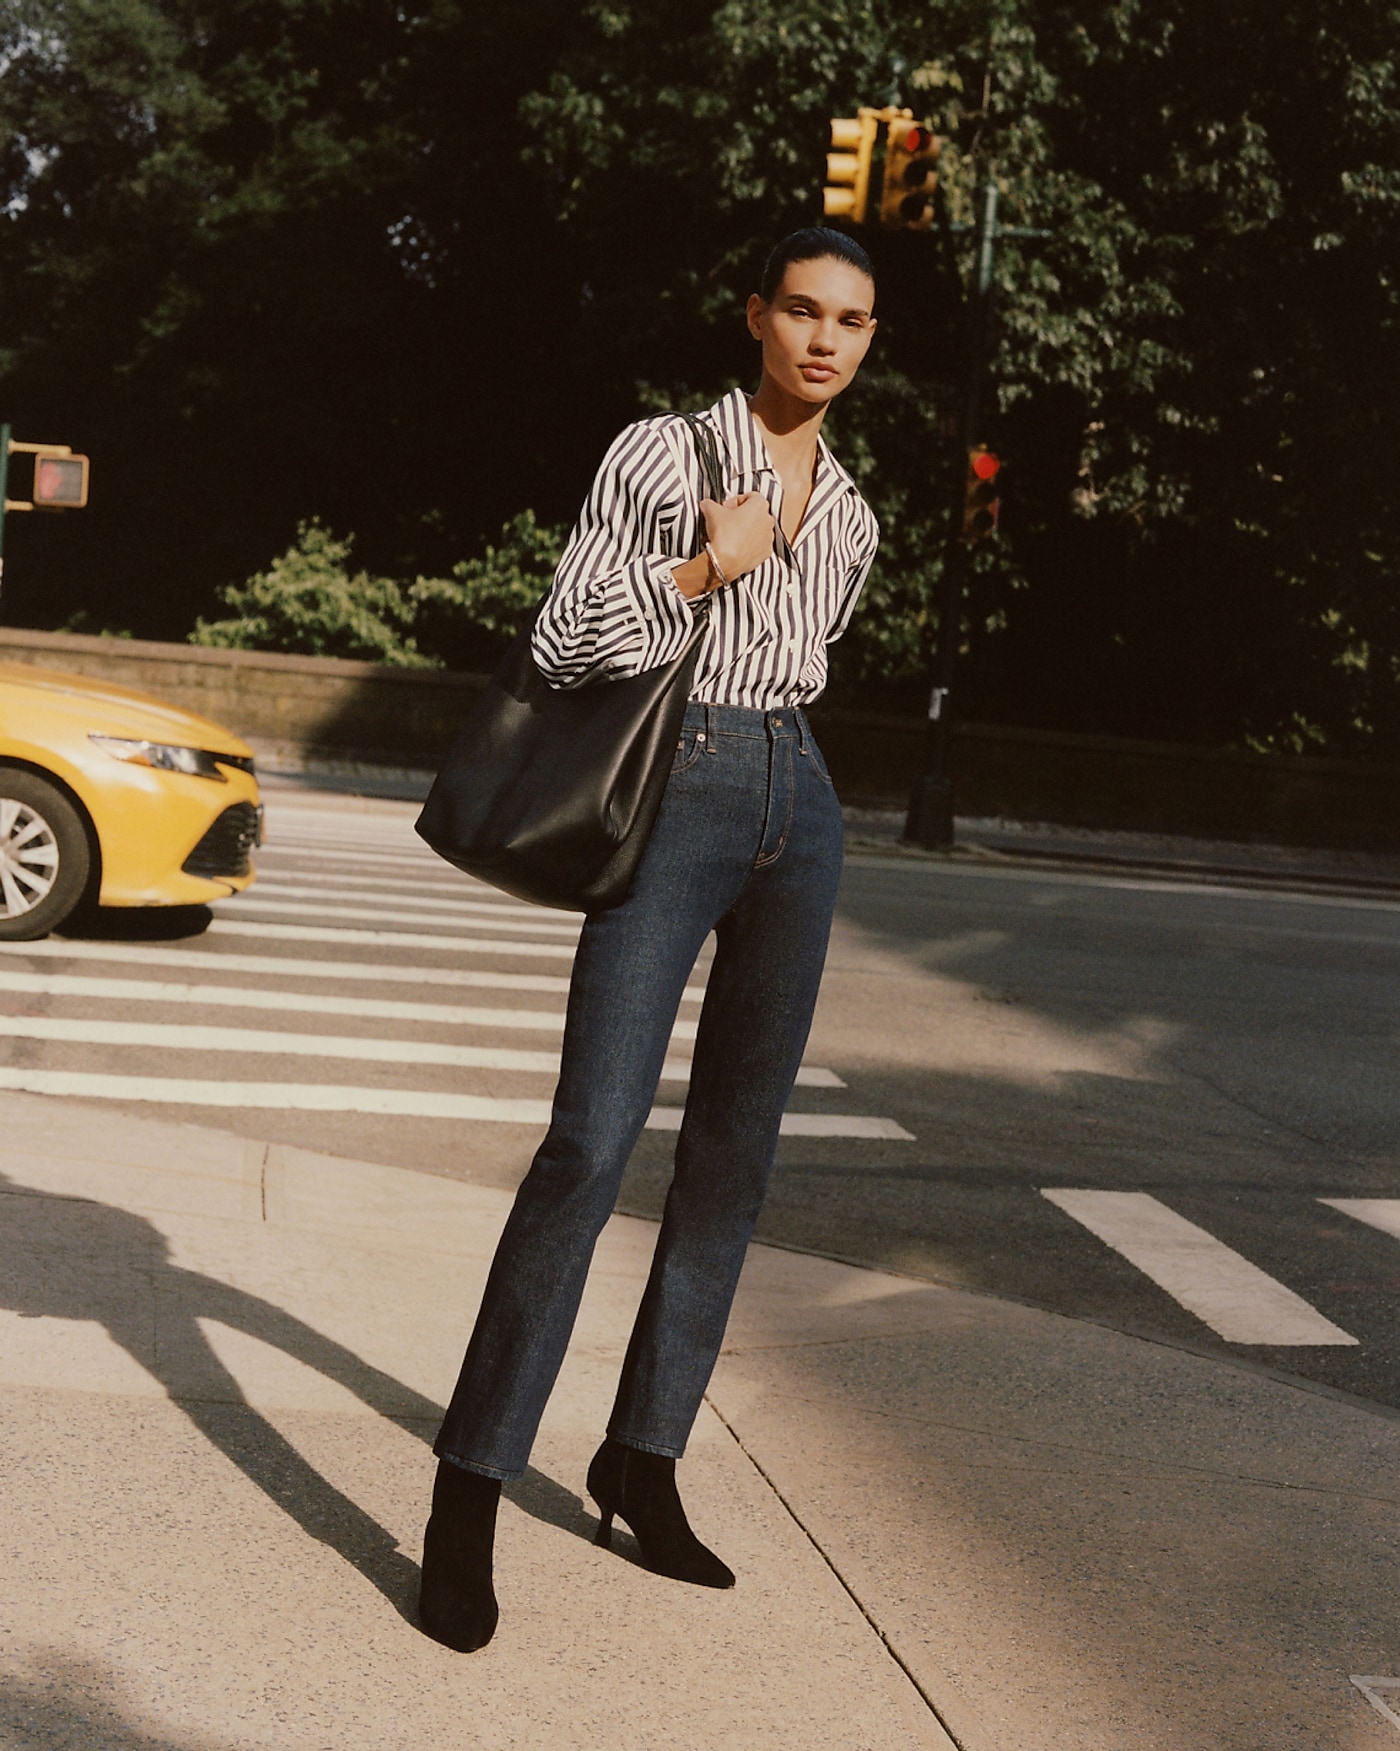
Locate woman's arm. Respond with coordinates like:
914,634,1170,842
531,421,775,688
531,422,698,690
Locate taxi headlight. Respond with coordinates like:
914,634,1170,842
89,736,253,782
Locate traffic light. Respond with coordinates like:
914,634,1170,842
823,113,879,225
962,446,1001,543
879,120,940,230
33,452,89,509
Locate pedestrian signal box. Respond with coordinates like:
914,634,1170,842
962,447,1002,543
0,427,93,600
33,452,90,509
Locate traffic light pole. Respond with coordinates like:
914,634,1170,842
904,176,1000,849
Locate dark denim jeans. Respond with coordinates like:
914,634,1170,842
434,701,845,1480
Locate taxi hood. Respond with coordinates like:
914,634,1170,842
0,661,255,757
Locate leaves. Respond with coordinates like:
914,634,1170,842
3,0,1398,753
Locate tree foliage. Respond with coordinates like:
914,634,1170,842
2,0,1397,752
192,512,562,667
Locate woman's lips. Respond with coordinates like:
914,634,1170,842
800,365,837,381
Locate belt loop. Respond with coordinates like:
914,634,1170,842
704,701,718,752
796,709,811,756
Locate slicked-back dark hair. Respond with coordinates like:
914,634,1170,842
758,227,876,302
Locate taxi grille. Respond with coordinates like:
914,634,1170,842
182,803,261,879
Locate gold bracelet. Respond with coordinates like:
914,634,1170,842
703,541,728,593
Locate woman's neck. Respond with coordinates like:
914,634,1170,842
747,374,827,478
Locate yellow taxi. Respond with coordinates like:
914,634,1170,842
0,661,261,940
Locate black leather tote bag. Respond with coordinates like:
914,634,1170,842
415,415,726,913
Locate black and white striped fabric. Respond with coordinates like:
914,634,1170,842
531,387,880,709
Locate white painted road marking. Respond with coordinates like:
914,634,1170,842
258,845,462,873
1319,1199,1400,1242
219,896,582,937
0,1008,842,1086
249,870,568,911
210,918,580,959
0,938,705,1003
246,882,581,924
0,968,574,1032
1350,1677,1400,1733
1041,1189,1358,1345
0,1067,900,1134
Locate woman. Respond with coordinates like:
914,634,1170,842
420,226,880,1652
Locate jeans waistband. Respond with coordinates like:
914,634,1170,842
683,700,810,740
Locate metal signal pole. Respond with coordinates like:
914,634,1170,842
903,175,1001,849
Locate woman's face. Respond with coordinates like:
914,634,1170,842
746,256,877,406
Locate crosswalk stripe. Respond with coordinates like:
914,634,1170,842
210,919,580,959
219,896,582,937
0,1013,568,1072
0,1008,839,1085
1042,1189,1357,1345
1318,1199,1400,1242
247,879,577,919
643,1108,910,1139
0,1067,899,1134
0,970,574,1032
260,845,458,874
267,827,430,853
0,938,706,1003
251,866,550,904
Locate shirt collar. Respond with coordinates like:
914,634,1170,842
706,387,855,489
706,387,769,480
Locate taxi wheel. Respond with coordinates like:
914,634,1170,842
0,770,93,942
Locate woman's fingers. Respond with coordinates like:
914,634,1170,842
701,492,776,580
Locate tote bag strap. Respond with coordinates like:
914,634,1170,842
679,411,731,624
680,411,728,511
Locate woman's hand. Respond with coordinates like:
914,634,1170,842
671,494,776,600
702,493,776,581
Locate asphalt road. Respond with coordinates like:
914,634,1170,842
3,795,1397,1412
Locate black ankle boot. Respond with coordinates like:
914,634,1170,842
418,1458,502,1652
586,1436,735,1589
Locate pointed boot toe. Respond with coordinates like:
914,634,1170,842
587,1436,735,1590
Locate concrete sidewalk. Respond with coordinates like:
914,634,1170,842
3,1091,1398,1750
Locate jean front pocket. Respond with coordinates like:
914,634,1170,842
672,727,708,773
804,736,836,787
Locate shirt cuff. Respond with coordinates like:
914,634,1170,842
621,556,698,642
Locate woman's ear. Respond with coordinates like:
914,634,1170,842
745,292,766,341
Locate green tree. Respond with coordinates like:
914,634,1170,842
3,0,1397,757
192,522,434,666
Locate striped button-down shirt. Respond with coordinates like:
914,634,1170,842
532,387,880,708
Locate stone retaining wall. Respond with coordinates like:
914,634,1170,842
4,626,1396,850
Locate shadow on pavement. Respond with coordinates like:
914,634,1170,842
0,1652,246,1751
0,1170,601,1619
57,904,214,942
0,1171,431,1618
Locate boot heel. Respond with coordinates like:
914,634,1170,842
594,1510,614,1550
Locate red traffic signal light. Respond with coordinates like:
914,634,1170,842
962,447,1002,543
879,117,940,230
33,453,90,509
